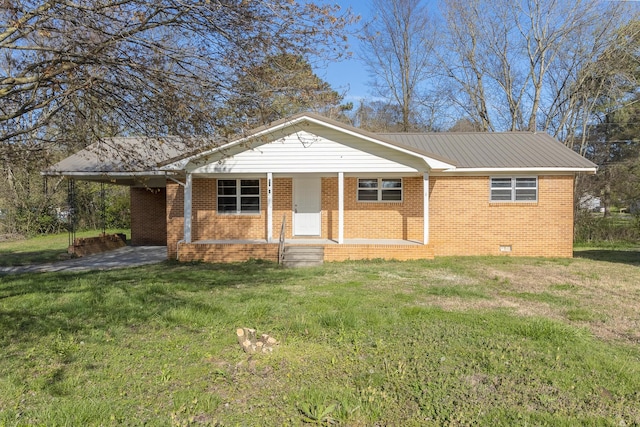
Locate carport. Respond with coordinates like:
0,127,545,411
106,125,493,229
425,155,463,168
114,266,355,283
42,137,195,250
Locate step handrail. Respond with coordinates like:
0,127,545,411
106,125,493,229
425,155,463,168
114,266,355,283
277,214,286,264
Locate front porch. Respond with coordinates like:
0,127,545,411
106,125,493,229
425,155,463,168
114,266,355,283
176,239,435,264
168,173,434,263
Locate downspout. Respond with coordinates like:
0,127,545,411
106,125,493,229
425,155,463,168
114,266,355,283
176,239,184,261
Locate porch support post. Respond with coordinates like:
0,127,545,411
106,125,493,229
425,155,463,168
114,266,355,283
338,172,344,244
184,172,193,243
267,172,273,242
423,172,429,245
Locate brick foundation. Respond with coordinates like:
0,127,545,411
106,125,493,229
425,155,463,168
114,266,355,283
324,244,434,261
176,242,433,263
178,243,280,263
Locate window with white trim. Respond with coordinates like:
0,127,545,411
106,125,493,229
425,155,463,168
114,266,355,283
217,179,260,214
490,177,537,202
357,178,402,202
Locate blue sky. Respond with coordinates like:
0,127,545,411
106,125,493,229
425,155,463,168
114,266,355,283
314,1,372,103
313,0,438,104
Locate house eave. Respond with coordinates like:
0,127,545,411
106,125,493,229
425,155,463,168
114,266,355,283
41,170,174,177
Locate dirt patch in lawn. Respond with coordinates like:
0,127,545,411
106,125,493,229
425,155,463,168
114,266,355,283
422,258,640,345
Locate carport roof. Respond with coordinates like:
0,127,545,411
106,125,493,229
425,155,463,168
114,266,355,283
44,137,200,175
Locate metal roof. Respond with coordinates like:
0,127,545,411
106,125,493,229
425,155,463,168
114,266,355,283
44,115,596,177
45,136,209,175
379,132,596,169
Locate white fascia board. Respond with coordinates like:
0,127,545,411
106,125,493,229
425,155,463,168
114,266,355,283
161,160,189,171
422,157,455,170
440,167,597,174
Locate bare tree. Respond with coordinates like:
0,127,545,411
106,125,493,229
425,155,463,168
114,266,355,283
0,1,355,153
353,98,433,132
0,1,356,235
359,0,435,131
438,0,634,135
572,21,640,216
564,20,640,155
438,0,494,131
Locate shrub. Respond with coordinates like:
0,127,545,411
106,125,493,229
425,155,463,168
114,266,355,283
574,210,640,243
105,191,131,229
14,206,66,236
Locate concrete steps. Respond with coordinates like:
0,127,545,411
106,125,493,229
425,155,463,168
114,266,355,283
282,246,324,268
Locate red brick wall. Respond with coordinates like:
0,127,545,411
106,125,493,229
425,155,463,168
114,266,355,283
178,242,434,263
166,178,290,259
167,174,576,262
323,176,424,241
274,178,293,240
191,178,293,241
130,187,166,246
178,177,425,244
429,175,575,257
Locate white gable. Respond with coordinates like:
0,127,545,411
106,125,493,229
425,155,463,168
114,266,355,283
189,130,428,174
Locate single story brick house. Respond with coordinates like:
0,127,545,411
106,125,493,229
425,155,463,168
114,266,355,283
46,113,597,263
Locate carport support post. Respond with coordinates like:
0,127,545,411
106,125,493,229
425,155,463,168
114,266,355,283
423,172,429,245
267,172,273,242
338,172,344,244
184,172,192,243
67,178,77,254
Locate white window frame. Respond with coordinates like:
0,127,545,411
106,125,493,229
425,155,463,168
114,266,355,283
217,179,261,215
357,178,403,202
490,176,538,202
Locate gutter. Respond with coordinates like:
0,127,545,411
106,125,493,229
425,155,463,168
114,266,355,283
40,170,175,177
440,167,598,174
176,240,185,261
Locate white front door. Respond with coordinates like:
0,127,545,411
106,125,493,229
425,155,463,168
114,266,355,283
293,177,321,236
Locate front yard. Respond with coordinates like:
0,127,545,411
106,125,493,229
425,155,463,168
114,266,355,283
0,244,639,425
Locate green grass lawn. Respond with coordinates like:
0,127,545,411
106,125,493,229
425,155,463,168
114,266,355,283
0,229,130,266
1,248,639,425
